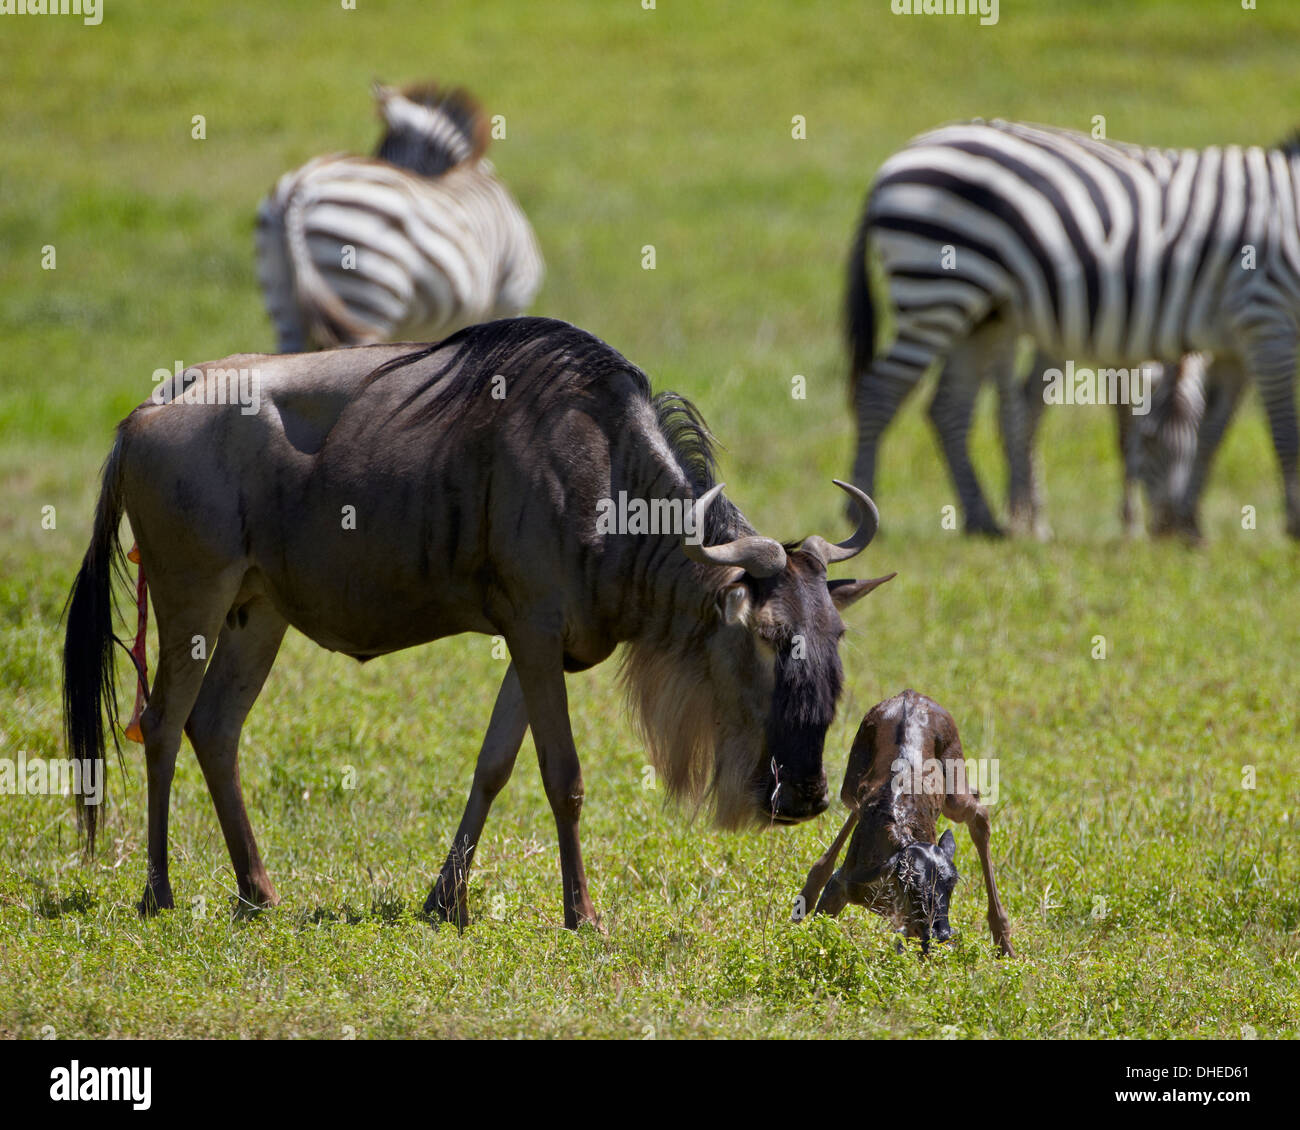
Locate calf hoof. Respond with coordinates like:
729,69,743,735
964,520,1006,539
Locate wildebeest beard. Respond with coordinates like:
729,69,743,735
763,633,841,820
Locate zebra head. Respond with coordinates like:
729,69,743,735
1132,353,1208,538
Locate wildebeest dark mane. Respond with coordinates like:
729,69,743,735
362,317,749,543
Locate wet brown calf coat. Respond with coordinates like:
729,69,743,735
797,689,1013,956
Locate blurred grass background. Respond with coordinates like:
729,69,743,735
0,0,1297,1038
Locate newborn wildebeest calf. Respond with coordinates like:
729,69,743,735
796,689,1014,956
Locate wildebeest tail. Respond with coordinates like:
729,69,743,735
62,425,130,855
845,201,875,408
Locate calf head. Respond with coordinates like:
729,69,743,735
837,822,959,953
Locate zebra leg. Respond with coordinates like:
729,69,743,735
1242,335,1300,537
929,327,1007,536
1116,402,1140,537
849,341,937,516
1179,357,1248,537
1009,351,1053,539
1000,345,1046,538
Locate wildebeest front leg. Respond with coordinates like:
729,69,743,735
944,793,1013,956
794,807,858,921
509,646,599,929
425,663,528,928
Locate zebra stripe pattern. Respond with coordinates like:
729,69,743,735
847,118,1300,537
256,82,544,352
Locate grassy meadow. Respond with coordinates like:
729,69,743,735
1,0,1298,1039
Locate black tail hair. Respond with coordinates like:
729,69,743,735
61,425,130,855
845,199,876,409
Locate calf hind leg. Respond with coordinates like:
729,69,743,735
944,792,1014,956
184,596,288,911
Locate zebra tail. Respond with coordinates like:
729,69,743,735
845,201,876,408
280,187,375,348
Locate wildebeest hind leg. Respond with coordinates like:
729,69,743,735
137,571,241,916
184,596,288,912
425,663,528,929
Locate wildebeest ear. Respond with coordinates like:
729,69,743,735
717,582,751,625
938,828,957,861
827,572,897,610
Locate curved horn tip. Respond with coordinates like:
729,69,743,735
832,478,879,519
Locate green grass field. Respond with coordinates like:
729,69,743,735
1,0,1298,1039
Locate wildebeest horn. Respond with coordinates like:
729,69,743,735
682,483,788,578
800,480,880,566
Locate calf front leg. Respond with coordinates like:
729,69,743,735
425,663,529,929
795,807,858,921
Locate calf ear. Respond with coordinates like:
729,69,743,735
938,827,957,861
828,572,897,610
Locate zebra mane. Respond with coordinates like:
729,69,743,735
1276,128,1300,159
372,80,490,177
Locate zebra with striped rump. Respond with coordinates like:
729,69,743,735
256,82,544,352
847,119,1300,538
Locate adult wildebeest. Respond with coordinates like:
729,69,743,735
63,317,895,929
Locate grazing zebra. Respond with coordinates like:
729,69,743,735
256,82,544,352
907,331,1204,538
1021,349,1210,538
847,118,1300,538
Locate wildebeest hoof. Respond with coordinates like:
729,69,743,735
137,885,174,917
423,886,470,931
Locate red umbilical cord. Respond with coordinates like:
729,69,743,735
123,544,148,743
